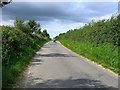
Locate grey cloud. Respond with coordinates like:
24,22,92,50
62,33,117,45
2,2,117,23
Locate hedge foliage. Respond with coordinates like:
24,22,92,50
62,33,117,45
2,18,50,66
57,14,119,74
57,15,119,46
1,18,50,87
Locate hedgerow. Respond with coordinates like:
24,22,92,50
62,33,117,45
1,18,50,87
57,15,119,74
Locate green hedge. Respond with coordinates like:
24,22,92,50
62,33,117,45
1,18,50,87
57,15,119,46
57,15,119,74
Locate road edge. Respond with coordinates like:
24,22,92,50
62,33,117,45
57,41,118,77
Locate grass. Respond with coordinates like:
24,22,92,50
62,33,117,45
2,40,47,88
59,39,119,75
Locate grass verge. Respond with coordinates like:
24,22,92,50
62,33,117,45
2,40,47,88
59,40,119,75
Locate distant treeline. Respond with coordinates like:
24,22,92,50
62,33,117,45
1,18,50,87
57,14,119,74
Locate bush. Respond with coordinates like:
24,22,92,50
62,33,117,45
1,18,50,87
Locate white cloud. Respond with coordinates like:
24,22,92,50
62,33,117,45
99,14,113,20
0,18,85,38
90,13,113,21
0,20,14,26
41,19,85,38
1,2,117,38
13,0,119,2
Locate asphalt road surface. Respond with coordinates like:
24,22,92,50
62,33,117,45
16,41,118,88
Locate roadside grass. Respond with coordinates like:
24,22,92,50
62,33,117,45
2,40,47,88
59,40,119,75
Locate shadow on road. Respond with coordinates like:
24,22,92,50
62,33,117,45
30,59,44,66
36,53,76,57
27,78,116,89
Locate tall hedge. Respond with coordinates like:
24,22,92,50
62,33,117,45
2,18,50,66
57,15,119,46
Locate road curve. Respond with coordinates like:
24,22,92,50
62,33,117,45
16,41,118,88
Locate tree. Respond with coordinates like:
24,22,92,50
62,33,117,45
22,24,31,35
28,19,36,30
35,23,41,34
28,19,36,28
42,29,50,38
14,18,24,30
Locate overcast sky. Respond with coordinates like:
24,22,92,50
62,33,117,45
1,1,118,38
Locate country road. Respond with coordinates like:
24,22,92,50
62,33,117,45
16,41,118,88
